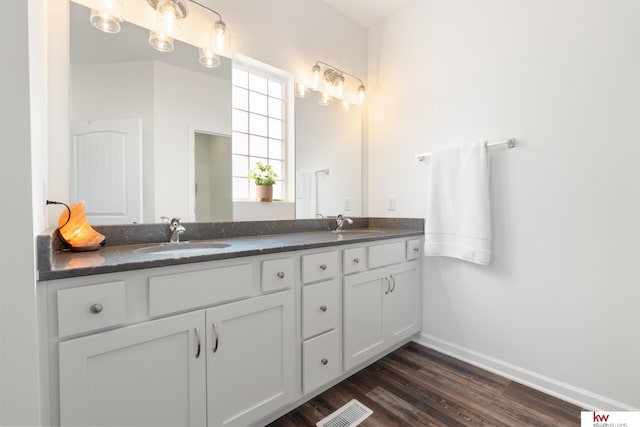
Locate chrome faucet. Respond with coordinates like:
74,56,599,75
335,214,353,232
162,217,186,243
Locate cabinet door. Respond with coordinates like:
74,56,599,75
206,291,295,427
385,261,421,346
59,311,206,427
343,269,386,371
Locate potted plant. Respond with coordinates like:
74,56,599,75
249,162,278,202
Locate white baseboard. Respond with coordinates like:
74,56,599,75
414,333,637,411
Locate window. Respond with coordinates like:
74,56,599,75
231,58,292,201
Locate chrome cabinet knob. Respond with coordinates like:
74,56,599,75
321,358,328,365
320,264,327,271
320,305,328,312
277,271,285,279
353,257,360,264
89,304,103,314
413,247,420,253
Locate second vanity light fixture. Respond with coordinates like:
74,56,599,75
89,0,229,68
297,61,366,110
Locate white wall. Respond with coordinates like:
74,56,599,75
368,0,640,410
0,0,43,424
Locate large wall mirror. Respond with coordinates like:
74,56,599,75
68,0,361,224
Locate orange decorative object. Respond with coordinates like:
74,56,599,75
57,201,106,251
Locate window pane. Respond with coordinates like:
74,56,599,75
233,68,248,88
232,109,248,132
232,154,249,177
233,177,249,199
268,118,283,139
268,139,283,160
249,73,268,94
249,92,267,115
249,135,268,157
249,113,267,136
270,159,283,179
268,97,283,119
232,132,248,155
232,86,248,110
272,182,282,200
268,79,283,99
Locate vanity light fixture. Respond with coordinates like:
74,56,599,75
47,200,106,252
147,0,187,53
89,0,124,34
304,61,366,107
189,0,228,68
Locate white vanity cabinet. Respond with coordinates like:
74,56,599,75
343,241,421,371
206,290,295,426
40,234,423,427
59,310,207,426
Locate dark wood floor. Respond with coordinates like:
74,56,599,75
268,342,583,426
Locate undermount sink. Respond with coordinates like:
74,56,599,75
330,229,385,236
135,241,231,256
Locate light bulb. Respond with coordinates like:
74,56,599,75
342,99,350,111
149,31,174,52
335,74,345,97
213,20,227,53
89,0,124,33
199,47,221,68
357,84,366,105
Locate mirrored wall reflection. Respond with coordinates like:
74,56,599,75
295,95,362,219
67,0,362,224
194,133,233,222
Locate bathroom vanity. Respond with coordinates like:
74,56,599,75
37,218,423,426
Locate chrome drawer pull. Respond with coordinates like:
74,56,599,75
320,264,327,271
89,304,103,314
320,305,328,312
277,271,285,279
384,277,390,295
390,275,396,293
321,358,328,365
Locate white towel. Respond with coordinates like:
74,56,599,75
424,141,491,265
295,171,314,218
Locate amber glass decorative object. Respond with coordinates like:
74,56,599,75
57,201,106,251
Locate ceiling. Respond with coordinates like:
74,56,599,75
319,0,413,28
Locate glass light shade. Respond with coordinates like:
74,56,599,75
57,201,106,252
311,65,321,90
199,47,221,68
149,31,174,52
357,84,366,105
154,0,183,37
342,99,350,111
335,74,345,97
295,83,309,98
318,92,332,106
89,0,124,34
212,20,227,53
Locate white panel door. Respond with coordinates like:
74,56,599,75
384,261,421,346
59,311,206,427
71,119,142,224
206,291,295,427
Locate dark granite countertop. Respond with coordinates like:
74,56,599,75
38,218,424,281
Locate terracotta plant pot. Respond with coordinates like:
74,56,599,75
256,185,273,202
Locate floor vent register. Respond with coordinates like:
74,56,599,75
316,399,373,427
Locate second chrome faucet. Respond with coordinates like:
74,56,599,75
162,217,186,243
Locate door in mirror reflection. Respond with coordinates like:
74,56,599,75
194,133,233,222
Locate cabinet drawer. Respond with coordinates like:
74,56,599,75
302,279,340,339
303,329,341,393
343,247,367,275
57,281,126,338
149,264,252,317
262,258,294,292
368,241,406,269
407,239,422,260
301,251,339,284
